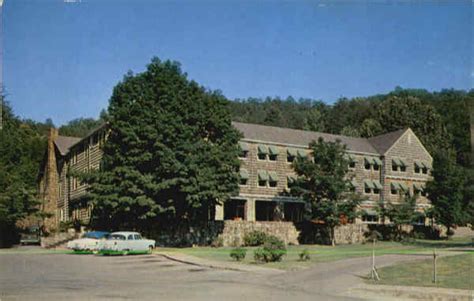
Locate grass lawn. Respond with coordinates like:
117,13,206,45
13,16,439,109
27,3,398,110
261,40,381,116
157,237,473,270
371,252,474,290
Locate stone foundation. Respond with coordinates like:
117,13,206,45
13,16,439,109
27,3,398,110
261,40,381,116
218,221,300,246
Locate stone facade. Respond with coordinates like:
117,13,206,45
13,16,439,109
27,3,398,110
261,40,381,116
38,122,433,241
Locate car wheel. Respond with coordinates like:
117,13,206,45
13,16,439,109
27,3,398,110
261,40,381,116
148,245,154,254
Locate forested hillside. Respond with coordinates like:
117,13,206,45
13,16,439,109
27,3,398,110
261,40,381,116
230,88,473,167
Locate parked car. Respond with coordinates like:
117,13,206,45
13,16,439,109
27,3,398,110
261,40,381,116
98,231,155,255
67,231,110,254
20,226,41,245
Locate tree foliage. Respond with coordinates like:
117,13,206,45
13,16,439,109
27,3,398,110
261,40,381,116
59,111,107,137
379,194,419,240
83,58,241,231
0,101,45,247
291,137,362,246
425,151,470,236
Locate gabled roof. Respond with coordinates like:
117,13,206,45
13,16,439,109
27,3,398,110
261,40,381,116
54,136,81,155
368,128,408,155
232,122,379,154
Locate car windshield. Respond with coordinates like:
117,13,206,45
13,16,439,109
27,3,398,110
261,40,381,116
108,234,126,240
83,232,109,239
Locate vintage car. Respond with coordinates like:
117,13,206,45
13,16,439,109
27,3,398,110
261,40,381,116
66,231,110,254
98,231,156,255
20,226,41,245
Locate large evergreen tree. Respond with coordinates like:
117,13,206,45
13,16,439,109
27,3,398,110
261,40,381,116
425,151,468,237
84,58,241,231
291,137,362,246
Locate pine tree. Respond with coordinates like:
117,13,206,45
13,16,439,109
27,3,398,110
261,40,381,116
84,58,241,231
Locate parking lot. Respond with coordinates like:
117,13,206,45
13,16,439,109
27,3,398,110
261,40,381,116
2,246,438,300
0,248,334,301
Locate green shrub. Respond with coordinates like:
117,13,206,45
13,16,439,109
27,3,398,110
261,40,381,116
243,231,268,246
298,249,310,261
253,235,286,263
230,247,247,261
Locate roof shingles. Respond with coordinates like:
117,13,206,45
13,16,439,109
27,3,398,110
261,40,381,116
232,122,409,155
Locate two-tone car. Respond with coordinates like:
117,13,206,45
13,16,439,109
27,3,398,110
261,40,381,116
98,232,155,255
66,231,110,254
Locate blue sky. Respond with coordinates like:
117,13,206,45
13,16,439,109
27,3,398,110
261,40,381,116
4,0,473,126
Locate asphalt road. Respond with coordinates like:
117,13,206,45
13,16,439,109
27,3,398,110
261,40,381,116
0,248,426,301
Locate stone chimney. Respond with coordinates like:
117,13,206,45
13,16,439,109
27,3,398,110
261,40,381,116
42,127,60,233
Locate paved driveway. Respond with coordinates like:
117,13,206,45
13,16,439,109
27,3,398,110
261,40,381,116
0,249,426,301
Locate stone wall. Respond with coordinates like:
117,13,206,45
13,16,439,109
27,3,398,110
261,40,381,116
152,220,300,247
152,221,375,247
219,221,300,246
334,224,369,244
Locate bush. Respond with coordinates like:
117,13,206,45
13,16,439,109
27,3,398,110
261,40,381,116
298,249,310,261
230,247,247,261
253,235,287,263
243,231,268,246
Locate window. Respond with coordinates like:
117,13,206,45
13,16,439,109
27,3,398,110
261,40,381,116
345,154,357,169
134,234,142,240
415,166,421,173
268,146,279,161
127,234,134,240
239,169,249,186
287,175,296,189
362,214,378,224
258,170,268,187
255,201,277,221
365,162,371,170
239,150,248,158
257,145,268,160
373,188,380,194
268,171,278,187
392,158,406,172
238,142,249,158
364,157,372,170
364,180,374,194
422,167,428,174
287,148,297,163
224,199,246,220
373,164,380,171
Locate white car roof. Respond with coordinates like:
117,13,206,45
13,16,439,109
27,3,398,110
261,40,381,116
110,231,141,236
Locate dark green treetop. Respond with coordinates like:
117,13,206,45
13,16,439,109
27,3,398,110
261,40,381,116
83,58,241,230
